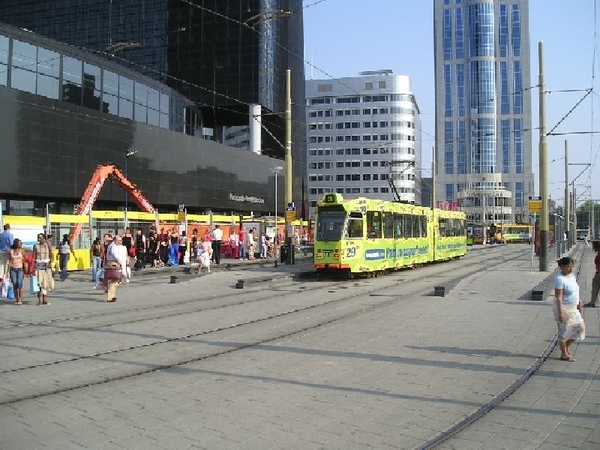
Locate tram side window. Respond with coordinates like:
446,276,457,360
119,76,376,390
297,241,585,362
412,215,423,237
403,214,413,238
439,218,448,237
346,214,364,238
420,216,428,237
384,213,394,238
394,213,403,238
367,211,382,238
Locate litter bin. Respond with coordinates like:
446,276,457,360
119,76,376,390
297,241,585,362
280,245,295,265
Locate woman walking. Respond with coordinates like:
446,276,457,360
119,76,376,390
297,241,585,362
8,238,25,305
90,238,104,283
553,256,585,362
58,234,77,281
32,233,54,305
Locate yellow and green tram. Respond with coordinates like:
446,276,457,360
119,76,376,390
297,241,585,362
314,194,467,275
494,224,532,243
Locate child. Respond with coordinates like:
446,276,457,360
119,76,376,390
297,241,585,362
197,247,213,274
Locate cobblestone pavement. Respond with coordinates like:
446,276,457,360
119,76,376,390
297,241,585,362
0,244,598,449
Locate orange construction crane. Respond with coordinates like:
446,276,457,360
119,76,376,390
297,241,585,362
69,164,156,243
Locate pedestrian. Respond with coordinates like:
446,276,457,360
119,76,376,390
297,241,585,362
178,231,187,265
553,256,585,362
58,234,78,281
191,228,199,261
246,227,255,260
90,237,104,282
238,227,246,260
197,237,213,274
260,233,268,259
229,229,239,259
584,240,600,308
584,235,589,246
168,228,179,266
147,230,160,267
32,233,54,306
158,227,169,264
104,235,129,302
134,228,147,269
122,227,134,262
211,224,223,265
0,223,15,275
8,238,25,305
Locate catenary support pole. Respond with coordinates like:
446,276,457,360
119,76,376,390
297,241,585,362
564,140,570,248
538,42,549,271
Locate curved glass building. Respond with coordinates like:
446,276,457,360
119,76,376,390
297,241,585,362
434,0,533,226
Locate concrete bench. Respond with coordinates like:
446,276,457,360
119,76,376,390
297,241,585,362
433,277,462,297
531,269,558,301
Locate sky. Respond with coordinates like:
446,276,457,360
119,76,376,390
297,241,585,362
303,0,600,206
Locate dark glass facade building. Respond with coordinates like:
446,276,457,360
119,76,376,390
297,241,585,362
0,23,284,219
0,0,307,206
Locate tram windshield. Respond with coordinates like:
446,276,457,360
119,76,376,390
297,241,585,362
316,209,346,241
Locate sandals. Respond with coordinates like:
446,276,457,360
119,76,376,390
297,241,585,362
559,355,575,362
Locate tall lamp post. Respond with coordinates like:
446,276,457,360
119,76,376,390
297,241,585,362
270,166,283,266
124,149,138,228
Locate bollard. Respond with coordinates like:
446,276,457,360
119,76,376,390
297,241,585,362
235,279,245,289
170,276,178,284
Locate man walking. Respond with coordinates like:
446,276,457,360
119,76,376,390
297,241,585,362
211,225,223,265
0,224,15,274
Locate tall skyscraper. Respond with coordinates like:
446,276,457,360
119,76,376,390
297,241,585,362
433,0,533,226
0,0,307,205
305,71,421,216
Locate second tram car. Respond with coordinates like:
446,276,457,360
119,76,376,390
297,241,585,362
314,194,467,275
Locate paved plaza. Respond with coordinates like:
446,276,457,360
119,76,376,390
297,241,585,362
0,245,598,449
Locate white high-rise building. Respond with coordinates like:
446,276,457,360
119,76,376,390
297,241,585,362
305,71,422,216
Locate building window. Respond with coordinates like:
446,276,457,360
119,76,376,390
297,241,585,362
11,40,38,95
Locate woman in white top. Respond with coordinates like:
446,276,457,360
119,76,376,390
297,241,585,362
58,234,77,281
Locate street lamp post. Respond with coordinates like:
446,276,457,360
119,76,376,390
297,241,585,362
270,166,283,266
124,149,138,228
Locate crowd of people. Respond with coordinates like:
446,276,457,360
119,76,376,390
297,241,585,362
1,222,313,305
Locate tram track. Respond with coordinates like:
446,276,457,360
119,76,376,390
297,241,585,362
0,247,502,341
0,245,517,407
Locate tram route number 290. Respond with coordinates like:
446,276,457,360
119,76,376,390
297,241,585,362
346,247,356,258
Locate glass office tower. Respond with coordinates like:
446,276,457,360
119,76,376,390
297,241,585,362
433,0,534,225
0,0,307,211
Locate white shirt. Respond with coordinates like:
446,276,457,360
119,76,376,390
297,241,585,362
106,242,128,269
212,228,223,241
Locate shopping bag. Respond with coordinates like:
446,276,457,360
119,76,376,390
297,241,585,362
30,276,40,295
1,280,7,299
7,287,15,300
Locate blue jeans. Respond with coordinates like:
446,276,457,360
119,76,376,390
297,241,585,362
59,253,69,280
239,245,246,260
10,267,24,290
91,256,102,282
